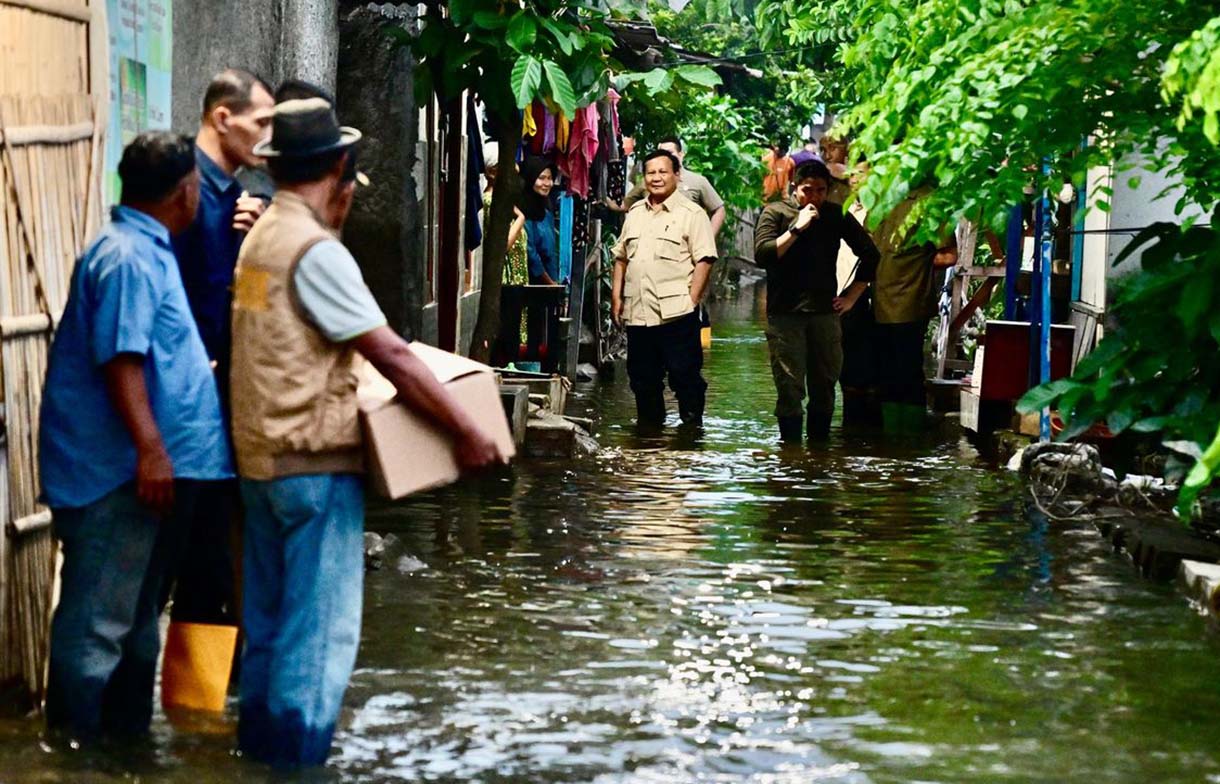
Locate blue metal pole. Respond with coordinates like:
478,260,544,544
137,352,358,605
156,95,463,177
1029,198,1044,390
1004,203,1023,319
1039,176,1054,441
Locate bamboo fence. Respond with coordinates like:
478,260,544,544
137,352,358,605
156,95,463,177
0,0,100,709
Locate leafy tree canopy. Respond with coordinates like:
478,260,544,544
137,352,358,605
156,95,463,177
762,0,1220,239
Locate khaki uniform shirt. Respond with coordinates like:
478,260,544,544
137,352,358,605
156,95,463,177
613,191,718,327
623,169,725,216
872,187,941,324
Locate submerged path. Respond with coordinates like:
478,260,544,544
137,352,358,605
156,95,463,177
3,293,1220,782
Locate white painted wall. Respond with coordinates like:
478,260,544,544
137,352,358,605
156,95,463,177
1104,151,1207,275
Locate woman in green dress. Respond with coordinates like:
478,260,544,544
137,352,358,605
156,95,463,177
483,149,528,284
483,147,530,356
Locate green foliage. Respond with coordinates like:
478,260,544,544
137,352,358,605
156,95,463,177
762,0,1220,239
681,93,768,216
614,72,766,222
647,0,815,145
756,0,1220,514
1164,15,1220,145
394,1,623,120
1180,424,1220,517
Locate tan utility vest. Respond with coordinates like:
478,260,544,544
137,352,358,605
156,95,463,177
230,191,363,480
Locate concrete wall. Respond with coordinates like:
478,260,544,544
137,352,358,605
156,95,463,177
1104,151,1208,276
171,0,338,132
335,3,424,337
459,290,480,356
173,0,444,344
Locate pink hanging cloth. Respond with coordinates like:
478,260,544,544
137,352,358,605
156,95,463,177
562,102,600,198
542,111,557,153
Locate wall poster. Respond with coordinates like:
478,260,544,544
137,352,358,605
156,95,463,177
105,0,172,205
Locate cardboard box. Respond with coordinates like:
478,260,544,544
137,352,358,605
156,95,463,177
357,343,516,499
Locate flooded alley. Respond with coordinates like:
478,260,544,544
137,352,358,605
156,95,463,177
3,296,1220,783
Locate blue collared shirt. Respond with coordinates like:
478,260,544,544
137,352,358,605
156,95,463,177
172,147,243,365
39,206,234,509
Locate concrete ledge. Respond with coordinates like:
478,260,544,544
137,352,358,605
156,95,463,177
500,385,529,447
524,410,598,459
1180,560,1220,615
1095,515,1220,580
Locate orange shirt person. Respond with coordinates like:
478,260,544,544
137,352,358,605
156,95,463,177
762,142,795,202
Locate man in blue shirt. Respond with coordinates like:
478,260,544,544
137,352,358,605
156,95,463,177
40,132,232,740
169,69,273,627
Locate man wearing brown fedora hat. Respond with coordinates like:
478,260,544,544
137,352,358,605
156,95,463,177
229,98,504,768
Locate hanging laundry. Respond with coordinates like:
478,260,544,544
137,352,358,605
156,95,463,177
542,111,557,154
522,105,537,140
464,95,485,252
558,194,574,283
562,102,600,199
606,88,622,139
556,113,571,153
604,90,622,164
529,102,547,155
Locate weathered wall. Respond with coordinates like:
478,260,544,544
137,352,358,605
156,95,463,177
172,0,428,338
1104,151,1207,277
336,3,424,337
171,0,338,132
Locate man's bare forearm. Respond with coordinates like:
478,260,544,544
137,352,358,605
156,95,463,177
710,207,726,237
843,280,869,300
612,260,626,301
775,227,799,259
103,354,164,453
690,260,714,304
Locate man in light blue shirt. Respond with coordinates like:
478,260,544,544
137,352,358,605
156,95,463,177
39,132,232,740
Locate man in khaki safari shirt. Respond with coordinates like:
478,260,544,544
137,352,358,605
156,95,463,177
611,149,718,428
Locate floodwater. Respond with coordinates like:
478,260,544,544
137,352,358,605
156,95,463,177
4,292,1220,783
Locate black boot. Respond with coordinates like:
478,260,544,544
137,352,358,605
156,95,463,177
807,409,832,440
635,393,666,428
777,415,803,444
678,400,704,428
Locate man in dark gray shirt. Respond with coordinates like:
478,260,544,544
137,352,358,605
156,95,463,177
754,160,880,442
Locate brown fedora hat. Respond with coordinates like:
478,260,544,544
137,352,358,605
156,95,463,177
254,97,362,158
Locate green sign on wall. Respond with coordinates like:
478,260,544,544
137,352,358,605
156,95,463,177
105,0,172,206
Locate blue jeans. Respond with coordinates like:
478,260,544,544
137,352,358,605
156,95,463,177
238,473,364,767
46,481,200,739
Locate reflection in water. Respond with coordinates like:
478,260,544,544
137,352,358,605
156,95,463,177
4,293,1220,783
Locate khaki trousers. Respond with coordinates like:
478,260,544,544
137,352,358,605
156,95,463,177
765,312,843,418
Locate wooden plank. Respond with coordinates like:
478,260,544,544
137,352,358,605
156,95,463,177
9,509,49,536
0,106,53,314
0,122,93,146
963,266,1008,278
1070,300,1105,318
949,277,998,333
0,313,53,337
0,0,89,24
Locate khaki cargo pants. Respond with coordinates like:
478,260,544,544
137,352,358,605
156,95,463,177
765,312,843,418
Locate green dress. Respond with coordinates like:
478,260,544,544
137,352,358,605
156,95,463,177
484,191,529,351
484,191,528,285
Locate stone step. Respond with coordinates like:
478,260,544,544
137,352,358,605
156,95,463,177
1179,560,1220,615
500,385,529,447
1095,514,1220,580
